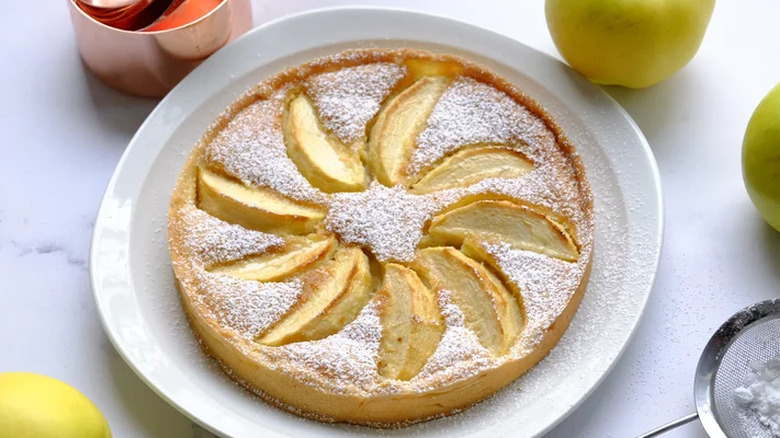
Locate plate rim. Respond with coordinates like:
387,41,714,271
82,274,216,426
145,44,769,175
90,6,664,437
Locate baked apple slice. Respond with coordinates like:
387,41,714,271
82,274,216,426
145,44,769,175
427,200,579,262
284,94,367,193
460,235,508,278
258,246,373,346
401,59,464,86
368,76,450,186
412,247,523,356
197,168,325,235
410,147,533,193
376,263,444,380
208,234,336,281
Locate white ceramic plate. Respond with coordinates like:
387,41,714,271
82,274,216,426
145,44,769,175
90,7,663,438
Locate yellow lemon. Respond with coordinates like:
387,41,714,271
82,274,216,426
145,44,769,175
545,0,716,88
0,373,111,438
743,84,780,232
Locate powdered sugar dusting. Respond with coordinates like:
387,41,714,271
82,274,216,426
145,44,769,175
267,303,382,393
170,50,600,413
325,182,439,262
411,77,556,174
483,241,583,347
414,290,493,384
305,63,405,144
432,167,587,235
176,206,283,266
205,89,326,203
190,271,302,340
394,177,631,433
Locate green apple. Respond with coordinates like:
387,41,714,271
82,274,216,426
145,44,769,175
743,84,780,232
545,0,716,88
0,373,111,438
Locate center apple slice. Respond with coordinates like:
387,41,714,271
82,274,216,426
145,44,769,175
257,246,373,346
368,76,450,186
208,234,337,281
410,147,533,193
427,200,579,262
376,264,444,380
197,168,325,235
412,247,523,356
284,94,367,193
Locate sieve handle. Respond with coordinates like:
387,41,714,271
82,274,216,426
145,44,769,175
635,413,699,438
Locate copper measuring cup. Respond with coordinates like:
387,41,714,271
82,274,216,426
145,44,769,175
68,0,252,97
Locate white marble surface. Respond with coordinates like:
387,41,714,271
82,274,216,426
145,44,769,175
2,1,780,437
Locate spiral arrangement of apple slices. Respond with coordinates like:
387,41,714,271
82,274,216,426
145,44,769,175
194,62,580,381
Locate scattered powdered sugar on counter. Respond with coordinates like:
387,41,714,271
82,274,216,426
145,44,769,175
204,89,325,203
176,206,283,266
410,77,556,174
305,63,405,144
735,354,780,436
325,182,439,262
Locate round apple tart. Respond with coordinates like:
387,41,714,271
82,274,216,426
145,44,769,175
168,49,594,426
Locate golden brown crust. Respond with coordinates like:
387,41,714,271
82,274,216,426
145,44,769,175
168,48,594,427
174,258,592,426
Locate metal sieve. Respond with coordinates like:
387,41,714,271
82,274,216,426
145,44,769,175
637,299,780,438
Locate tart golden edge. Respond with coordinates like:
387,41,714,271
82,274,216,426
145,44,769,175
167,48,594,427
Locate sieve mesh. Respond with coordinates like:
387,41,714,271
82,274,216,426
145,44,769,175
713,317,780,438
